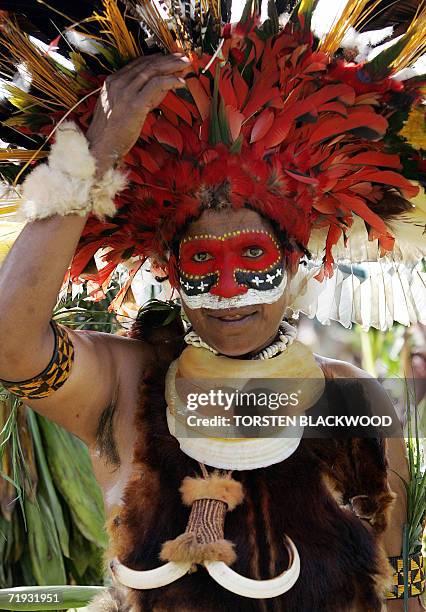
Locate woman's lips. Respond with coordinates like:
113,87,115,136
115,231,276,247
206,308,258,324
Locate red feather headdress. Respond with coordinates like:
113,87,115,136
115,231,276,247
0,0,425,299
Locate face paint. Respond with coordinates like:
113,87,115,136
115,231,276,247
178,229,288,309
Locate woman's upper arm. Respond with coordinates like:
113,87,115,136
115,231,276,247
17,327,152,446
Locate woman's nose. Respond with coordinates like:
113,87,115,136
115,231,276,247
210,264,248,298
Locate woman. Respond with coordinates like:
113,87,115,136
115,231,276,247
0,0,424,609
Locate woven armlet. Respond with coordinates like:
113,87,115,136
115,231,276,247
386,552,425,599
0,321,74,400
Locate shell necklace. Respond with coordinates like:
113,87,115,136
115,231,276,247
184,320,298,360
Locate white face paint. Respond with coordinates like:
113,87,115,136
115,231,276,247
179,270,288,310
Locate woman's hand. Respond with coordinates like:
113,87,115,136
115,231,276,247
86,53,191,175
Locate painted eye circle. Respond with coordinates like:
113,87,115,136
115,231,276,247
192,252,214,262
244,246,264,258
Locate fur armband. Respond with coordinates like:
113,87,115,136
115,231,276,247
0,321,74,399
20,122,127,221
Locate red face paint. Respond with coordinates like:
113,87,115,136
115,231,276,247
179,230,282,298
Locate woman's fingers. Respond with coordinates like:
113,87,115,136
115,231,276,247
136,74,187,112
107,53,190,88
86,54,191,170
128,55,191,92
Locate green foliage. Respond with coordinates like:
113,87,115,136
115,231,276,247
136,298,181,327
399,388,426,611
357,323,425,609
55,283,121,333
0,290,117,590
0,585,104,609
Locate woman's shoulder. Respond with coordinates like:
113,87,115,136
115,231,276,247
312,353,396,417
313,353,372,380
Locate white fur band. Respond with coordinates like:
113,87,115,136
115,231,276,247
20,122,127,221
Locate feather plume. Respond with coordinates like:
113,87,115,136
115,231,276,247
317,0,382,56
0,20,78,109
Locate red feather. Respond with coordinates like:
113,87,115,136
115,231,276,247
250,109,274,143
219,68,239,108
225,106,244,142
243,86,280,120
292,84,354,115
134,148,160,173
161,107,179,127
160,92,193,124
313,195,340,214
345,152,401,168
309,112,388,145
232,70,249,108
357,170,419,199
186,77,210,120
152,118,184,154
324,224,342,275
47,34,61,54
318,102,348,116
285,169,318,185
334,193,389,234
141,113,156,138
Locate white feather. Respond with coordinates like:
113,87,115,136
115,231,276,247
410,270,426,324
338,272,358,328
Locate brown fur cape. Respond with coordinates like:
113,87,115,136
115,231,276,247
91,319,395,612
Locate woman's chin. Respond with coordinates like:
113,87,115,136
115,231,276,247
207,339,264,358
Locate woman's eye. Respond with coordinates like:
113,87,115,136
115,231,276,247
243,246,264,258
192,252,213,262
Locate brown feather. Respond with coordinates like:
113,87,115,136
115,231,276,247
370,190,414,221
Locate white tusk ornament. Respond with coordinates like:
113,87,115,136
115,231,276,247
110,535,300,599
110,559,192,589
205,536,300,598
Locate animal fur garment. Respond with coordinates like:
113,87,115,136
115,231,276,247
86,585,133,611
95,320,396,612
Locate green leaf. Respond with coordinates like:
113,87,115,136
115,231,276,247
0,585,104,610
0,516,13,588
24,492,66,586
37,417,107,548
27,410,70,558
